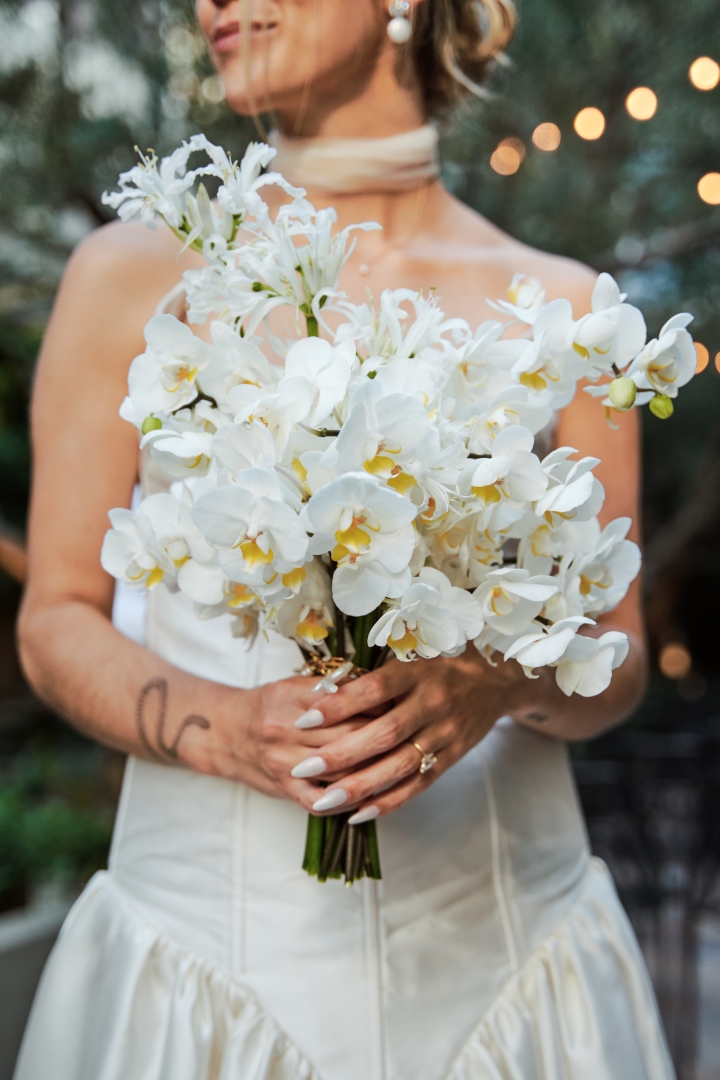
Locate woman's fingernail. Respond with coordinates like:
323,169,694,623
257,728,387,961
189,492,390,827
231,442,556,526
291,756,328,779
295,709,324,729
312,788,348,812
348,805,379,825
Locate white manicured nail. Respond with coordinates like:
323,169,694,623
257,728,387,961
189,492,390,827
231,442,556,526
291,756,328,779
312,788,348,812
295,709,325,729
348,805,379,826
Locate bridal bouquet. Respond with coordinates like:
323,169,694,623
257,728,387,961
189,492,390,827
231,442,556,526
101,136,697,884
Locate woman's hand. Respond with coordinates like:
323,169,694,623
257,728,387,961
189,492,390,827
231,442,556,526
283,649,526,822
181,673,374,806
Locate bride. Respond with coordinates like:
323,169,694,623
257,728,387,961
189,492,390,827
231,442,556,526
15,1,674,1078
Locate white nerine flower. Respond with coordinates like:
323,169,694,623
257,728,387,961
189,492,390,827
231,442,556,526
369,568,484,661
301,472,417,615
128,315,210,414
101,493,212,591
191,468,309,588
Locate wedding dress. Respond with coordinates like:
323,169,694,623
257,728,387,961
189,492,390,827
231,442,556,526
14,128,675,1080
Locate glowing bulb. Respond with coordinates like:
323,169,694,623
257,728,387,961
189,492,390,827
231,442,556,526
698,173,720,205
659,643,692,680
626,87,658,120
690,57,720,91
532,123,562,152
574,107,606,140
490,138,525,176
715,353,720,375
695,342,709,372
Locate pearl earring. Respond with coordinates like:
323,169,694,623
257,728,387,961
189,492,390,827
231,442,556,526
387,0,412,44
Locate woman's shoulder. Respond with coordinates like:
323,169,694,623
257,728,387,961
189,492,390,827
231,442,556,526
438,192,597,312
62,219,201,311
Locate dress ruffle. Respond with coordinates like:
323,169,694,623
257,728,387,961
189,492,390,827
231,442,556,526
14,873,319,1080
15,862,673,1080
447,861,673,1080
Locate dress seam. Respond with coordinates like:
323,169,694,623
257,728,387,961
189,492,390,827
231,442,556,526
363,877,387,1080
483,757,520,972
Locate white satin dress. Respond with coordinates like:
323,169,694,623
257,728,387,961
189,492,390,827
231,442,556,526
14,570,675,1080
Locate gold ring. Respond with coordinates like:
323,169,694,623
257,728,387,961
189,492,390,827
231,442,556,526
413,741,437,775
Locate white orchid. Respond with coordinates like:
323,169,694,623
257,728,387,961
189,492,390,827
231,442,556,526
101,493,212,591
467,387,553,455
368,567,484,660
301,472,417,615
274,559,335,650
462,426,548,529
546,517,641,621
192,468,309,589
555,630,630,697
489,274,546,324
503,616,595,676
533,447,604,528
572,274,647,376
283,337,355,427
128,315,211,415
628,313,696,400
473,568,558,637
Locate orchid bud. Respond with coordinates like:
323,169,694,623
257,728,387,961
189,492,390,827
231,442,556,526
649,394,674,420
141,415,162,435
608,377,637,411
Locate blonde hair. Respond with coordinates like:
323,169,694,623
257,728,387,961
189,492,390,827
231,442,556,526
410,0,517,115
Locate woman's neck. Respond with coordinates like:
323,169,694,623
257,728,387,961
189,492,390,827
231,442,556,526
276,42,424,139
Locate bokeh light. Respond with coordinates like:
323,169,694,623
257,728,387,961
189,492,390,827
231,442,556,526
532,122,562,152
698,173,720,205
715,353,720,374
490,138,526,176
689,56,720,90
695,343,709,372
626,87,658,120
659,643,692,680
574,107,605,140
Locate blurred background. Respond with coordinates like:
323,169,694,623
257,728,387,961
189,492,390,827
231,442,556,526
0,0,719,1076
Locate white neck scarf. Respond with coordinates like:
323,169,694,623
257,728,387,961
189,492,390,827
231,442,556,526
268,125,439,194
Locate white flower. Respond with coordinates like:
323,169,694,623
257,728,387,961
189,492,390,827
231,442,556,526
534,447,604,527
191,468,309,588
275,560,334,650
489,274,546,324
473,568,558,637
228,379,316,455
546,517,641,621
201,322,279,411
463,426,548,529
101,493,212,591
503,616,594,676
572,274,647,375
301,472,417,616
283,337,355,426
101,143,199,229
141,428,215,478
468,388,553,455
628,313,696,400
555,630,629,697
213,420,278,476
128,315,210,414
368,567,484,660
313,380,429,496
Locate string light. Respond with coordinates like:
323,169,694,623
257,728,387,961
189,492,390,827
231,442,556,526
698,173,720,205
574,107,605,140
690,57,720,91
532,123,562,151
715,353,720,375
490,138,526,176
659,643,692,680
695,342,709,372
626,87,658,120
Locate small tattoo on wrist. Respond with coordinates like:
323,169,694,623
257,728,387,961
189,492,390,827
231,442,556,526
527,711,548,724
136,677,210,762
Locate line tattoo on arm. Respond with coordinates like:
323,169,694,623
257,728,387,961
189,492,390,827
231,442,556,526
136,677,211,762
527,711,549,724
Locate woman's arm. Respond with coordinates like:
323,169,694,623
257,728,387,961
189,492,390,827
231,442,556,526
17,224,358,806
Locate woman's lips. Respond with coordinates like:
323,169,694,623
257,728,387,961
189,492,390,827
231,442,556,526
212,20,278,54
